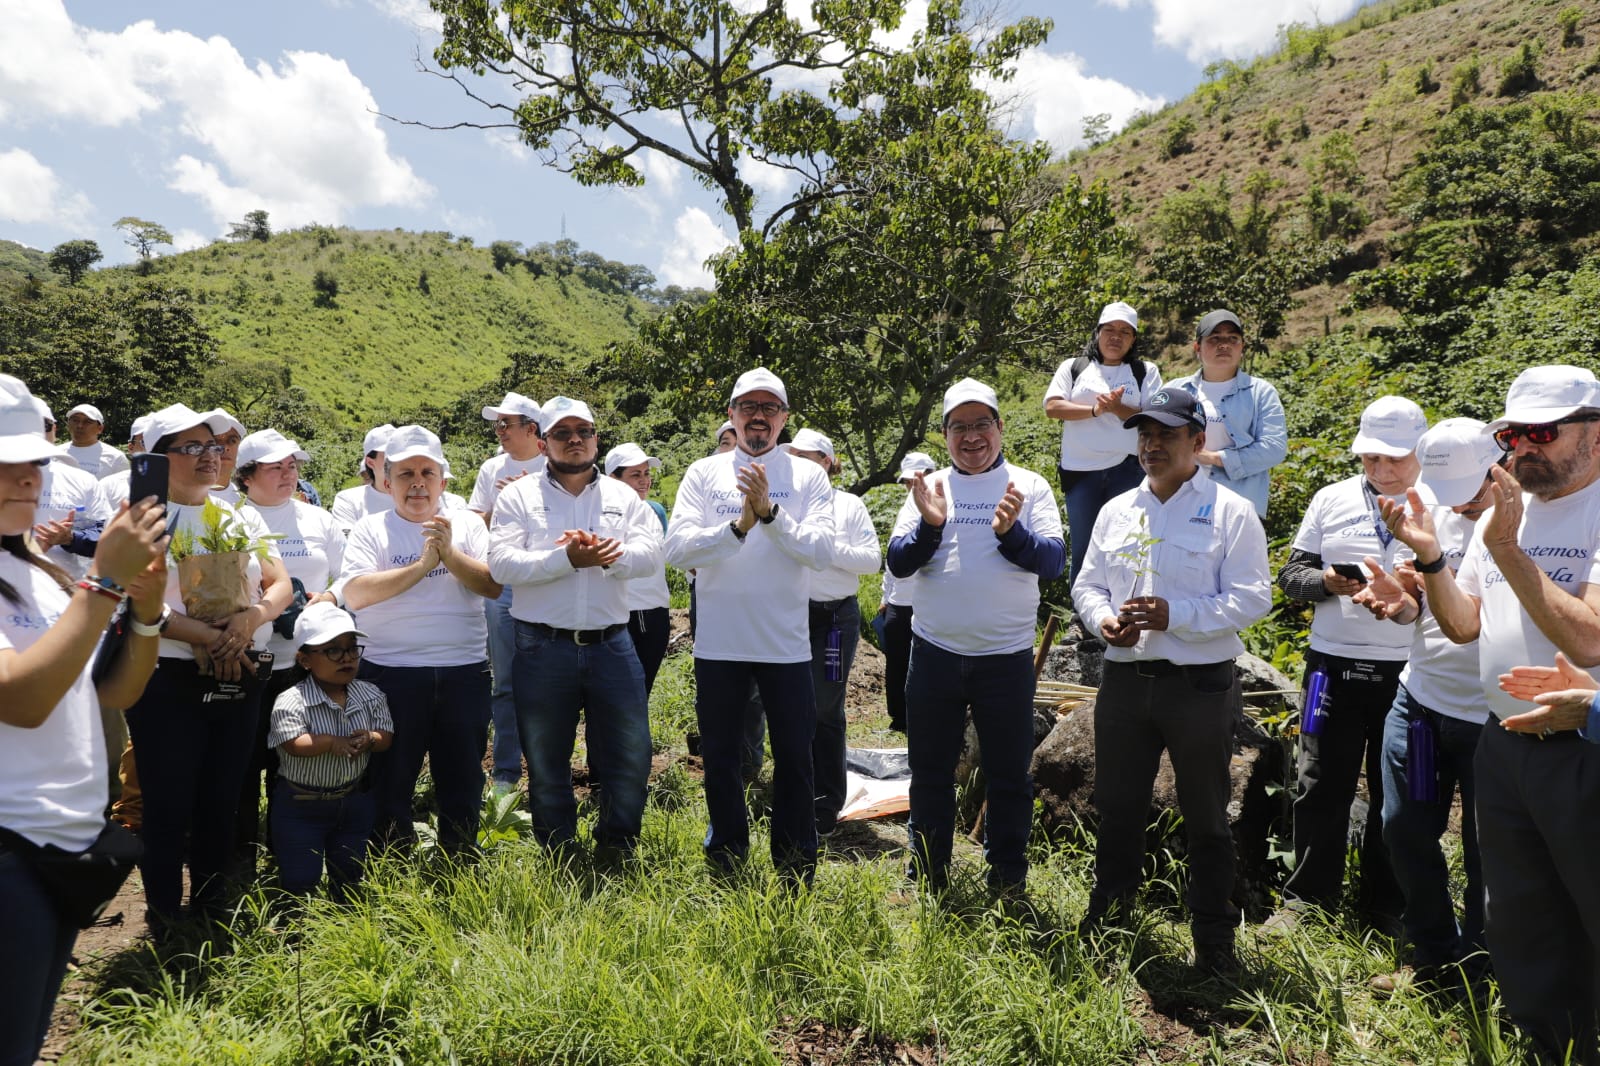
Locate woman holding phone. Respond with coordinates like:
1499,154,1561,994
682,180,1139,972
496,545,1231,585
0,376,168,1065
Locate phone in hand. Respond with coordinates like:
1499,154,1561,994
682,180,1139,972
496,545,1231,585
1330,562,1368,585
128,453,169,509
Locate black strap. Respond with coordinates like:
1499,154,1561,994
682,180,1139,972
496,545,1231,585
1072,353,1146,389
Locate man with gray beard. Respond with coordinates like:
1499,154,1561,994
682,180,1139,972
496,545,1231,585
1379,366,1600,1065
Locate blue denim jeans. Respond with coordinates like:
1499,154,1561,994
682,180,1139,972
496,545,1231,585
1378,685,1485,968
0,851,78,1066
269,778,377,899
361,661,490,855
485,586,524,785
905,637,1036,890
1060,455,1143,589
811,597,862,833
513,622,651,851
695,658,816,878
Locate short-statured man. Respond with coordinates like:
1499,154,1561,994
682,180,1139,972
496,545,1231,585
888,377,1064,895
1074,387,1270,977
665,368,835,882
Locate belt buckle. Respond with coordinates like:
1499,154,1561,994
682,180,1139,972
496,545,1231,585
574,628,595,646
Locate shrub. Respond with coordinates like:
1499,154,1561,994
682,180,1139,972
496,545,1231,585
1414,62,1438,94
1450,55,1481,109
1559,6,1582,47
311,269,339,308
1498,43,1539,96
1160,114,1197,159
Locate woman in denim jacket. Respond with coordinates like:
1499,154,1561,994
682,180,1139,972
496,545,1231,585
1164,309,1287,519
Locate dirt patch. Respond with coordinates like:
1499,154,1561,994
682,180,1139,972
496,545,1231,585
773,1016,941,1065
41,873,154,1061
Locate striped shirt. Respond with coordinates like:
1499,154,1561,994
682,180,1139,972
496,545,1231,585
268,675,393,788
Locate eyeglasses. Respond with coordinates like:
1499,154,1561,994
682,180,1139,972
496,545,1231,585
169,442,225,457
311,644,365,663
1203,332,1244,347
1491,416,1600,451
946,418,998,436
733,401,787,417
494,418,533,431
547,426,597,442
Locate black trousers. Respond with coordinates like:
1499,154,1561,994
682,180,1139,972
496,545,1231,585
880,603,914,729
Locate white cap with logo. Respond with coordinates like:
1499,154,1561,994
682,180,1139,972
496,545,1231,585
729,367,788,407
604,442,661,475
1486,365,1599,433
942,377,1000,420
788,427,835,460
1415,418,1501,507
1350,395,1428,458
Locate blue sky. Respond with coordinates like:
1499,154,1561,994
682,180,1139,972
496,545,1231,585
1,0,1367,287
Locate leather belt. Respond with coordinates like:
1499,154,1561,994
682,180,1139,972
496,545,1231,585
285,779,360,800
1107,658,1231,678
527,621,626,646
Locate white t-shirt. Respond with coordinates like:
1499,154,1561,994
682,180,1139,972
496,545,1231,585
1398,509,1487,723
468,452,547,517
1456,478,1600,720
811,490,882,602
1044,358,1164,471
100,469,131,511
624,500,672,611
159,499,279,661
67,441,130,480
330,484,393,536
891,461,1063,655
664,447,835,663
37,461,111,579
1292,474,1415,660
342,508,492,667
1197,377,1236,453
0,556,107,850
241,497,346,667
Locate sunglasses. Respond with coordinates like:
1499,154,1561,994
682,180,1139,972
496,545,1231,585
1491,415,1600,451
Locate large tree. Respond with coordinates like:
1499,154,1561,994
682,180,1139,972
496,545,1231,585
113,216,174,274
47,239,103,285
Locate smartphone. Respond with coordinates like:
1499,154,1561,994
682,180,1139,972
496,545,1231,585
1330,562,1367,584
128,453,169,509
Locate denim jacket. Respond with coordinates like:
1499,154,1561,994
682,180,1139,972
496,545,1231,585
1166,371,1287,518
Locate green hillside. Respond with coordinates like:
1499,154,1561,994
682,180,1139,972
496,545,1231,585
0,238,48,278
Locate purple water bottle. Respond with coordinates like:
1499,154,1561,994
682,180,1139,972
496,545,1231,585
825,625,843,682
1302,667,1329,736
1407,713,1438,803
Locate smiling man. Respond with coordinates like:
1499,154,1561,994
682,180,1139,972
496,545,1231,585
888,377,1064,898
1073,386,1269,977
664,367,835,884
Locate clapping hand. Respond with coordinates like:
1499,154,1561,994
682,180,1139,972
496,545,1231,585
1352,556,1413,621
556,529,623,568
992,482,1024,536
1498,652,1598,734
911,470,947,527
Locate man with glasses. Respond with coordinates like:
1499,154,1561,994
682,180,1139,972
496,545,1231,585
1074,387,1269,977
665,368,835,883
489,397,662,861
471,392,547,793
889,378,1064,898
1269,395,1426,936
1165,309,1287,519
1349,419,1502,997
1381,366,1600,1064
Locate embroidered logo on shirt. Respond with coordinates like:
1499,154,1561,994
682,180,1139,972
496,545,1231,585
1189,503,1214,526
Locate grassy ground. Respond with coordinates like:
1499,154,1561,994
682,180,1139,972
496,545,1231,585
61,652,1529,1064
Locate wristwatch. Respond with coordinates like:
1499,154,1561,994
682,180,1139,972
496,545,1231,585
759,504,778,525
1415,554,1448,574
129,604,172,637
729,519,747,541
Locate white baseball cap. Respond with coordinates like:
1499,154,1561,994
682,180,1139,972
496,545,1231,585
66,403,104,423
293,601,367,648
604,442,661,475
898,451,937,480
31,396,54,426
1414,418,1501,507
200,408,246,439
1350,395,1428,458
541,395,596,429
788,427,835,460
942,377,1000,420
143,403,246,451
729,367,788,407
0,379,61,464
715,420,735,440
1097,301,1139,331
237,428,310,467
360,423,397,472
129,414,153,443
383,425,446,466
482,391,543,425
1486,365,1600,433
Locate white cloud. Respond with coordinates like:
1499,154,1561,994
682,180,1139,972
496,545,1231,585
1004,48,1165,154
0,1,432,230
367,0,442,35
657,207,732,288
0,149,93,227
1110,0,1367,63
170,228,213,252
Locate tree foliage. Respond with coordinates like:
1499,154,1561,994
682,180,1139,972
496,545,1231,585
229,209,272,242
47,239,103,285
113,216,173,274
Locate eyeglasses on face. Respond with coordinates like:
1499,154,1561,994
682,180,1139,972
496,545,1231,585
547,426,597,442
733,401,786,417
311,644,365,663
169,441,225,457
946,418,998,437
494,418,532,431
1491,415,1600,451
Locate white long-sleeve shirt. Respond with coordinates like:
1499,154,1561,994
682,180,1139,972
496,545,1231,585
665,447,834,662
488,467,663,629
1074,471,1271,665
810,489,882,601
